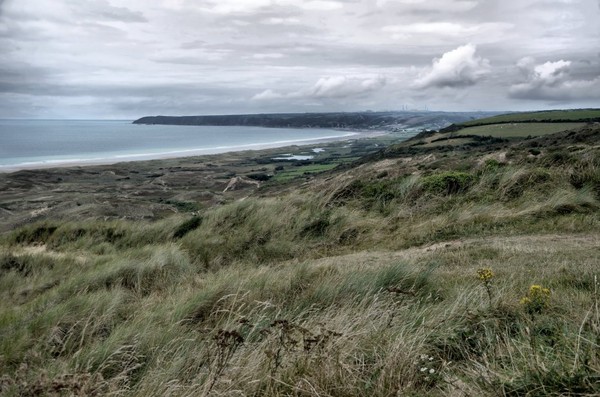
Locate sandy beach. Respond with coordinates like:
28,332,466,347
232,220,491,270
0,129,384,173
0,132,398,233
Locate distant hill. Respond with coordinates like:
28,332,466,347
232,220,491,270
133,111,500,131
428,108,600,143
459,108,600,127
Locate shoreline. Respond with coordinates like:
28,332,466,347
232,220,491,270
0,129,385,174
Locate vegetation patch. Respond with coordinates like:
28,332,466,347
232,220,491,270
460,108,600,126
172,216,203,239
162,199,202,212
271,163,338,182
422,171,475,195
12,224,58,245
457,122,584,138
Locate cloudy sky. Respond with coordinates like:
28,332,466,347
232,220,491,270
0,0,599,119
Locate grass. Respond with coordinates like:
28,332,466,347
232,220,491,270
0,123,599,396
271,163,339,182
461,108,600,126
457,122,585,138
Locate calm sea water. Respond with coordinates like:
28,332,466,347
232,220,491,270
0,120,356,171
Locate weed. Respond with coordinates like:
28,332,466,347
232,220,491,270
205,329,244,394
476,268,494,306
520,285,551,316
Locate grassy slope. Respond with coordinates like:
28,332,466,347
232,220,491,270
461,108,600,126
457,122,586,138
1,121,600,396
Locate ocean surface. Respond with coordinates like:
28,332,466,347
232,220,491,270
0,120,357,171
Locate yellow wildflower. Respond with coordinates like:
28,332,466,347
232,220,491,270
476,268,494,282
520,284,551,314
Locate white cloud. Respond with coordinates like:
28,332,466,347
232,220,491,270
309,75,386,98
509,58,600,100
377,0,479,12
252,75,386,101
298,1,344,11
252,89,284,100
384,22,471,39
167,0,343,14
383,22,513,43
251,53,285,59
261,17,301,25
413,44,490,89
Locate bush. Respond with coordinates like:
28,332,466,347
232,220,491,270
247,173,272,181
422,172,475,195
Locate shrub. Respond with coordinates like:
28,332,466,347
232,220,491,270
422,172,475,195
483,159,503,170
247,173,272,181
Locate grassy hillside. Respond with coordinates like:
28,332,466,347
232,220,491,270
1,123,599,396
456,122,585,138
461,108,600,126
406,109,600,151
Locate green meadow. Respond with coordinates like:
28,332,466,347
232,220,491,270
457,122,586,138
460,108,600,126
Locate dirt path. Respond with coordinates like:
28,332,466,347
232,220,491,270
302,233,600,269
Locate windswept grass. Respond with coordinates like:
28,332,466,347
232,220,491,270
1,124,599,396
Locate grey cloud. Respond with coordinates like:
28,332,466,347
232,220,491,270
0,78,246,99
70,1,147,23
509,58,600,101
180,40,431,68
1,0,598,118
0,63,59,89
95,7,147,23
181,40,207,49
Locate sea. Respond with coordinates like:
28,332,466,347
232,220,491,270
0,119,357,171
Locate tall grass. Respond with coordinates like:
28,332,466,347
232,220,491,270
1,137,599,395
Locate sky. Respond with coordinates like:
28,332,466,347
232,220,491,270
0,0,599,119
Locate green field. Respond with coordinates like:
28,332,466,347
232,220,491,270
271,163,339,182
461,108,600,126
457,122,585,138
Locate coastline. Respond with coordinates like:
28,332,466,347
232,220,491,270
0,130,400,233
0,129,382,173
